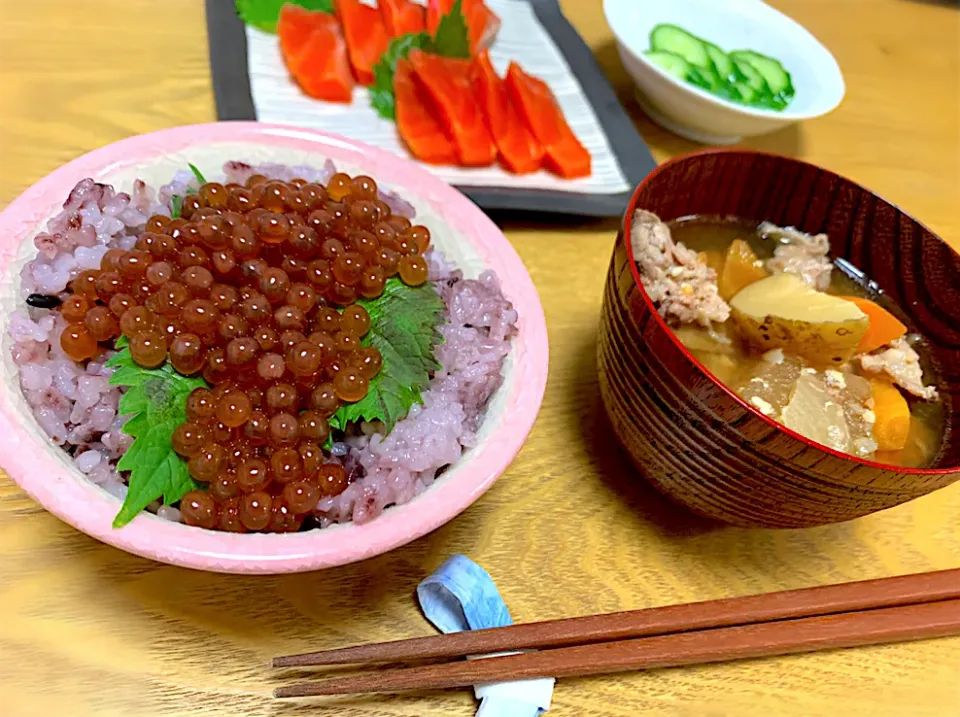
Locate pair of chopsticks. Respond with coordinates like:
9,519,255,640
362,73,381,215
272,568,960,698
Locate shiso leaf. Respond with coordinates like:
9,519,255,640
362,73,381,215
329,278,445,433
107,345,208,528
188,163,207,186
368,0,471,120
114,439,172,527
370,32,431,120
236,0,333,33
118,384,150,417
170,162,205,217
428,0,471,59
105,347,139,372
108,366,145,388
120,411,150,438
162,452,197,505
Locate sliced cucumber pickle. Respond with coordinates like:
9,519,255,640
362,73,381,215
730,58,781,108
644,50,697,81
703,42,737,84
730,49,795,105
650,25,714,73
644,23,795,111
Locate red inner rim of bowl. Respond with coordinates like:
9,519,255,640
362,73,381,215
623,148,955,476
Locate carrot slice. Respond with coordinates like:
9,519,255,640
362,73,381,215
394,58,458,165
838,296,908,354
334,0,390,86
380,0,425,37
869,379,911,451
279,6,354,103
471,51,544,174
467,1,500,53
408,49,496,166
718,238,768,300
505,62,591,179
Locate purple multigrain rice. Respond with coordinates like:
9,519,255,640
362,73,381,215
223,159,336,187
10,176,157,498
377,187,417,220
20,178,165,298
9,161,513,528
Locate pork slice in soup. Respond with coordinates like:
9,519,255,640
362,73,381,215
629,212,944,468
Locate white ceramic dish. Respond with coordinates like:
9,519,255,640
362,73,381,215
603,0,845,144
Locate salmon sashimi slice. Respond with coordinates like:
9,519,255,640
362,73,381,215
471,51,543,174
394,58,458,164
408,49,496,166
279,5,354,103
467,2,500,53
278,4,320,59
505,62,591,178
380,0,426,37
335,0,390,86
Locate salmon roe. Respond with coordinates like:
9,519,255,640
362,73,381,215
56,175,434,533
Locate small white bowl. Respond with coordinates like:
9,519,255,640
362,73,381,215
604,0,845,144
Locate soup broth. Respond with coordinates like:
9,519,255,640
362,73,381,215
655,215,944,468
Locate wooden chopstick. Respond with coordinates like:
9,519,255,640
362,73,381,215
273,568,960,668
274,597,960,697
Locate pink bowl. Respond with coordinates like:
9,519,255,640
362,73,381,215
0,122,549,573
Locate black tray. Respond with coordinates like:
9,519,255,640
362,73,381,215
205,0,655,217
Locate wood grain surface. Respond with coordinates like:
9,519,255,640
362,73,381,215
0,1,958,716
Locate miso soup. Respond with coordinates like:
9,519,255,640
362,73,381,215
630,210,944,468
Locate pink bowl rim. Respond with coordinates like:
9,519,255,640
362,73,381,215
623,146,958,476
0,121,550,573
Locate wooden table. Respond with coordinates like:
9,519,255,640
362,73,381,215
1,1,958,715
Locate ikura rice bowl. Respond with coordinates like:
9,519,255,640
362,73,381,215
6,159,517,533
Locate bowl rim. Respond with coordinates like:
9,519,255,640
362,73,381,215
603,0,846,121
622,147,957,476
0,121,550,573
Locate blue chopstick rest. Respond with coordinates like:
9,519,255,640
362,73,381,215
417,555,555,717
